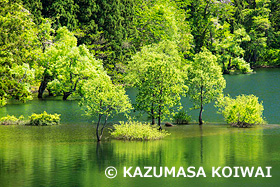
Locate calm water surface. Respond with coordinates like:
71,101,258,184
0,69,280,187
0,68,279,124
0,124,280,187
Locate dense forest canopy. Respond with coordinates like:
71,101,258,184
0,0,279,116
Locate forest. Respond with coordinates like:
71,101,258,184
0,0,276,132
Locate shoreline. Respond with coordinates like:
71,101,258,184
252,65,280,69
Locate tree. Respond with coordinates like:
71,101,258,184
36,18,55,98
127,40,187,129
188,49,226,125
19,0,43,24
37,26,75,98
0,0,39,106
216,94,265,127
134,0,192,55
183,0,235,53
241,0,271,64
212,22,252,73
79,73,132,142
39,27,103,100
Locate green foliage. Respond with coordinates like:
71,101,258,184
0,112,61,126
216,94,265,127
80,73,132,118
184,0,235,53
110,121,170,140
79,73,132,141
39,27,103,99
213,23,252,73
188,49,226,124
133,0,193,60
231,57,252,73
28,111,60,126
241,0,271,64
0,0,39,106
2,0,280,109
173,110,191,124
91,0,137,76
15,0,280,72
127,40,187,126
0,115,25,125
260,48,280,66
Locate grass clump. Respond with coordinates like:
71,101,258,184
28,111,61,126
0,112,61,126
216,94,266,127
110,121,170,140
173,110,191,124
0,115,25,125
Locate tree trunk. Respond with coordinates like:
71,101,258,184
47,88,54,97
63,92,72,100
158,106,162,131
96,114,102,142
253,49,257,63
199,86,203,125
158,115,162,130
151,94,156,125
38,80,48,99
151,103,155,125
100,115,108,140
38,73,52,99
199,107,203,125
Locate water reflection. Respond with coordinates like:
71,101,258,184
2,124,278,186
200,125,203,164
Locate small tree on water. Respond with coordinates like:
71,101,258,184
188,49,226,125
79,73,132,142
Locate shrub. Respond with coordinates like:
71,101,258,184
216,94,265,127
232,57,252,73
110,121,170,140
0,115,25,125
173,110,191,124
28,111,61,126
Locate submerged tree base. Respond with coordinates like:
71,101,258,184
110,121,170,141
231,121,254,128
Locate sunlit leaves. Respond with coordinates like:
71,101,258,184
79,73,132,119
188,49,225,122
41,27,103,98
213,22,252,73
127,40,187,123
135,0,192,55
216,94,265,127
0,0,39,106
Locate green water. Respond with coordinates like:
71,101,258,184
1,125,280,186
0,69,280,186
1,69,279,124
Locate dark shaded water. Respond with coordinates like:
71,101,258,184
0,69,280,186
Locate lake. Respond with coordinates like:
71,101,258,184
0,68,280,186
